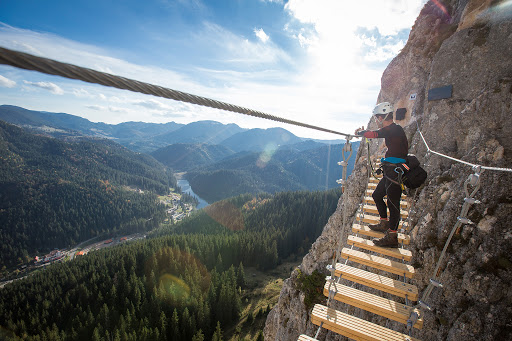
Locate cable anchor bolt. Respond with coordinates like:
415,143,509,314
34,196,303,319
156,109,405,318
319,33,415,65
457,216,473,225
407,311,419,331
468,173,480,187
429,278,443,288
464,198,481,204
418,300,432,311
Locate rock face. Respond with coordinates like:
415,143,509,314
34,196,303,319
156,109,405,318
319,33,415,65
264,1,512,340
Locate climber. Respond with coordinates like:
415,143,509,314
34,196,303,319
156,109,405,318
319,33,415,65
355,102,408,248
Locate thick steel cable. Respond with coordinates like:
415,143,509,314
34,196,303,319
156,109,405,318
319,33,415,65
0,47,358,139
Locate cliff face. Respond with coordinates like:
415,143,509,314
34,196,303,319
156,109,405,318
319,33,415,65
264,1,512,340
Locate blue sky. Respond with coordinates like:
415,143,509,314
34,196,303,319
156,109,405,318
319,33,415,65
0,0,428,140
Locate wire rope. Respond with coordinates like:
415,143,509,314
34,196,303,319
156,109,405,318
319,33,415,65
0,47,358,139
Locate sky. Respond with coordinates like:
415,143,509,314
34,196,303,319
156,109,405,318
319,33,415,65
0,0,428,140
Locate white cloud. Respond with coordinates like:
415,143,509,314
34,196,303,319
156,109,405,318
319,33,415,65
254,28,270,43
133,99,172,110
363,40,406,62
23,80,64,95
72,88,92,98
85,104,129,113
195,22,292,65
0,75,16,88
0,24,195,93
86,105,104,111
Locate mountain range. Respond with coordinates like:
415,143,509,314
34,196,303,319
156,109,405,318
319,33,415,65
0,104,358,204
0,105,346,154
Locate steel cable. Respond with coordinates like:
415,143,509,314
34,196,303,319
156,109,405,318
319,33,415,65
0,47,358,139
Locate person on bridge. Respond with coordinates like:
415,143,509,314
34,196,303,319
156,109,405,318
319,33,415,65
355,102,408,248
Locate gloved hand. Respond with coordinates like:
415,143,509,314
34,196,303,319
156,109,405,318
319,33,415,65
354,126,365,136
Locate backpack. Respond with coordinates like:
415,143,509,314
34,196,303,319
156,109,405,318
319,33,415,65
402,154,427,189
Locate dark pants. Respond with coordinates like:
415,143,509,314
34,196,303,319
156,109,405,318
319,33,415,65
372,165,403,230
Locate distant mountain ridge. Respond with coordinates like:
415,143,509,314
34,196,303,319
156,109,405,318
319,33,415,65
185,141,359,202
150,143,235,172
219,127,303,153
0,105,346,154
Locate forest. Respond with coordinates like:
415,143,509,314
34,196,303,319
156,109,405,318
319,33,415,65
186,142,357,203
0,121,176,268
0,189,341,340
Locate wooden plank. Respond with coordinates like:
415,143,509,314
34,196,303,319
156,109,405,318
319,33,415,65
323,282,423,329
340,248,415,278
298,335,318,341
333,264,418,300
364,196,408,209
352,224,410,245
347,235,412,261
311,304,421,341
355,215,406,229
362,204,408,218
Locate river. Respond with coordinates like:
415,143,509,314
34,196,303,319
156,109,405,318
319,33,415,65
177,179,209,209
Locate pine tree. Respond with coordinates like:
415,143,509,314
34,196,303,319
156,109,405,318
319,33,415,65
211,321,223,341
171,308,181,341
236,261,246,289
192,329,205,341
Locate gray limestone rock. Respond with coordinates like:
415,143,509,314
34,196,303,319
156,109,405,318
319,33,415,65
264,1,512,340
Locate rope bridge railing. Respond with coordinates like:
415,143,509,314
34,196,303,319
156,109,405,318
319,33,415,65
0,46,358,139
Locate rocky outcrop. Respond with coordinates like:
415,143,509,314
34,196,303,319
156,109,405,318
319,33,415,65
264,1,512,340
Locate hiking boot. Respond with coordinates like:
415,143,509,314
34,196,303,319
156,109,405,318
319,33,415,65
373,230,399,248
368,219,389,232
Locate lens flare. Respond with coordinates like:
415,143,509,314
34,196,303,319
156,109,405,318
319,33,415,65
144,247,211,302
432,0,450,18
158,273,191,301
490,0,512,15
204,201,245,231
257,143,277,168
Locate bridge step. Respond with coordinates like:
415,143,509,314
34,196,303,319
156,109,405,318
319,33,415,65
362,204,409,218
340,248,415,278
347,235,412,261
297,335,318,341
323,282,423,329
352,224,410,245
364,196,408,209
333,264,418,300
368,182,378,189
355,215,406,230
311,304,421,341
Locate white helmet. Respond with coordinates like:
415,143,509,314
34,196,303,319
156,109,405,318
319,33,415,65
373,102,394,117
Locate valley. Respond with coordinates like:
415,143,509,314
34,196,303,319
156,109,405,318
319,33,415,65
0,105,349,340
